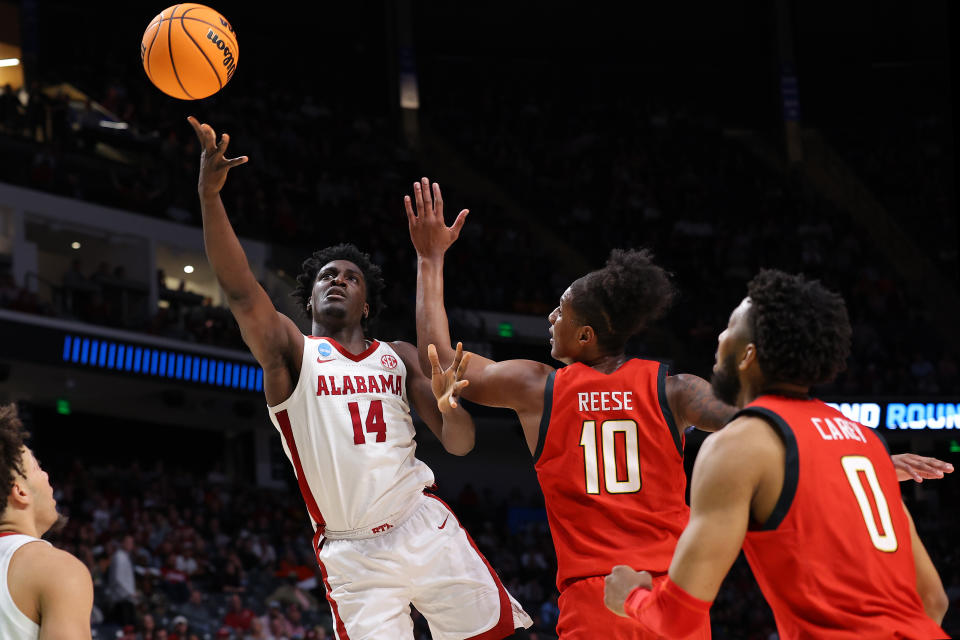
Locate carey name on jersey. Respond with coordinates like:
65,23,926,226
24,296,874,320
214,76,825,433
316,374,404,397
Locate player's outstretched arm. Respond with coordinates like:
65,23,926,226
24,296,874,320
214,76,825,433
604,417,773,634
903,502,948,624
187,117,302,393
666,373,737,432
405,178,553,447
891,453,954,483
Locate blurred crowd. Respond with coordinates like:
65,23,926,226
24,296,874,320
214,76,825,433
48,458,566,640
1,49,957,395
42,452,960,640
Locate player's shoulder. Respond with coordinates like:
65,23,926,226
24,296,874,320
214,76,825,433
12,542,91,591
702,414,784,464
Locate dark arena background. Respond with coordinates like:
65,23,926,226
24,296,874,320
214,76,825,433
0,0,957,638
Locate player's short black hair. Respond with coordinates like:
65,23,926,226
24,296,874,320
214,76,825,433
569,248,676,352
746,269,852,387
0,404,29,514
292,243,386,332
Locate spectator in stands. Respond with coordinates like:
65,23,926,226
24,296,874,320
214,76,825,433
267,572,318,611
175,588,218,635
107,534,138,625
169,614,190,640
223,593,256,632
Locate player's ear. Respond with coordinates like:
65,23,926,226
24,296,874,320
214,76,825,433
363,303,369,319
579,325,594,345
739,343,757,372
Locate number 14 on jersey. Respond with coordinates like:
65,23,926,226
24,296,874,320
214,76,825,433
348,400,386,445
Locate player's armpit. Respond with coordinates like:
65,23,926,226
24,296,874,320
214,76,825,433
667,417,776,602
903,502,948,624
665,373,737,432
36,549,94,640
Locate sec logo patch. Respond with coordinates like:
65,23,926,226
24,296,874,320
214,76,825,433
381,355,398,369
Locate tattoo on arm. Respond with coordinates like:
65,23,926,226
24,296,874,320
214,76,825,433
673,374,737,432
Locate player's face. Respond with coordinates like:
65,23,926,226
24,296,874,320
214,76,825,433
548,287,581,364
311,260,369,327
20,448,59,532
711,297,752,406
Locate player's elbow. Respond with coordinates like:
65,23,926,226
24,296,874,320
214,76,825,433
920,583,949,624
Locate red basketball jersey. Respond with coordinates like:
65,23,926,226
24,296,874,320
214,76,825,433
534,359,689,592
739,395,946,639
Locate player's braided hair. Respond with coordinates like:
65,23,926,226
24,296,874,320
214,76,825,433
292,243,386,332
0,404,29,514
569,248,676,352
746,269,851,387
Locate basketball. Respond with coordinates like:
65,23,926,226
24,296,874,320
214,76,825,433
140,4,238,100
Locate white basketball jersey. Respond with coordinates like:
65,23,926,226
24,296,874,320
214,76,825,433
267,337,435,536
0,533,49,640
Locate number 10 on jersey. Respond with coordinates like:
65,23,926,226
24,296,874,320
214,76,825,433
579,420,641,494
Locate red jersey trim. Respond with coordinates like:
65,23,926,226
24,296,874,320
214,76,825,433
275,409,326,530
734,404,800,531
531,371,556,463
308,337,381,362
0,531,23,538
315,538,351,640
656,364,683,456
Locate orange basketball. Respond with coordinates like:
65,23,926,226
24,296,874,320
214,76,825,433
140,4,238,100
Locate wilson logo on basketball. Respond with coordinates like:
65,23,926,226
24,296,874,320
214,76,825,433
381,355,398,370
219,17,234,33
205,29,237,79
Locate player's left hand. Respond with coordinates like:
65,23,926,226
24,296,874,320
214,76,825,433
604,565,652,618
891,453,954,483
428,342,471,414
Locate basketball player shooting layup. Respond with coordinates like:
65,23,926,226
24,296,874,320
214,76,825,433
187,118,531,640
0,404,94,640
604,270,949,639
405,178,952,640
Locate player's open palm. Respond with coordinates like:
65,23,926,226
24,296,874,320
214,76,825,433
187,116,248,198
405,177,469,260
428,342,470,413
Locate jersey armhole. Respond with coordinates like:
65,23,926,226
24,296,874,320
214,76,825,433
733,406,800,531
657,363,684,457
870,427,892,455
532,370,556,463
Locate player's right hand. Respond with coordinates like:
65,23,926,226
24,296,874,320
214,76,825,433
405,177,469,260
187,116,248,198
428,342,471,413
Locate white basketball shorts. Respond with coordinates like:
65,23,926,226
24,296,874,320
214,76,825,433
315,493,532,640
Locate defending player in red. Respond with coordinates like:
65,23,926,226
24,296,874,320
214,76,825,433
604,270,950,639
405,178,952,639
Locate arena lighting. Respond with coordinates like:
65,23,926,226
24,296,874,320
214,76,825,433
98,120,129,130
60,334,263,392
183,265,194,274
71,241,81,250
0,58,19,67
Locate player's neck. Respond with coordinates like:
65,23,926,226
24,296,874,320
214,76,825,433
312,322,369,354
0,514,40,538
584,351,629,375
744,381,810,405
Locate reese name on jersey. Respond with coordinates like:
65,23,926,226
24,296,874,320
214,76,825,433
577,391,635,412
811,415,867,443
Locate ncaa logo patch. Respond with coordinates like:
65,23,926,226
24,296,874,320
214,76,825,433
317,342,333,357
381,355,398,369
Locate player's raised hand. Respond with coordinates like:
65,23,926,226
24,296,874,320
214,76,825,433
428,342,471,413
187,116,248,199
604,565,653,617
405,177,469,260
891,453,954,483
